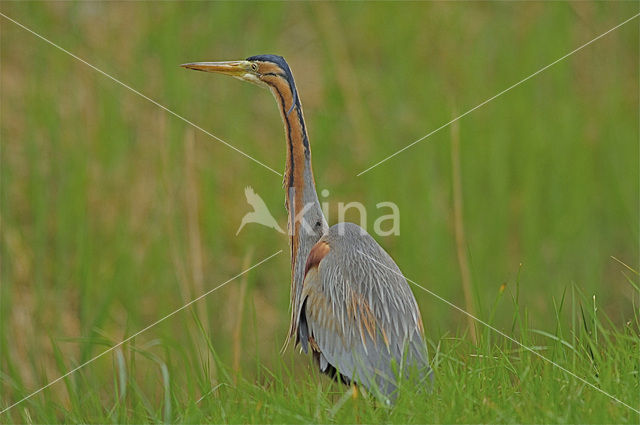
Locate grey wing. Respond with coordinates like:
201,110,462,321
297,231,432,399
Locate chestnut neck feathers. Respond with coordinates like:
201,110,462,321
253,55,327,347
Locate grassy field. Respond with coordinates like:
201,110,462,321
1,2,639,423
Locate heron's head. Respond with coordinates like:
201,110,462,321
180,54,295,90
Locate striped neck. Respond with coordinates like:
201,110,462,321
262,71,325,236
262,70,327,345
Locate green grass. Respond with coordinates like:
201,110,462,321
4,282,639,423
1,2,638,423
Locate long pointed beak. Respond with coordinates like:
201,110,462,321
180,61,252,76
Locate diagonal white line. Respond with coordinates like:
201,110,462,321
0,250,283,415
357,12,640,177
0,12,282,177
356,249,640,415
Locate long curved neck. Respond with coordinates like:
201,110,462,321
263,72,327,344
271,83,316,220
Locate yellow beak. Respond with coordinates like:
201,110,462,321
180,61,253,76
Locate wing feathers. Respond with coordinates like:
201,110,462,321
296,227,431,400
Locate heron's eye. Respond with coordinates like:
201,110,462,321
251,63,259,72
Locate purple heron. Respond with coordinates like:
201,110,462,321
182,55,432,401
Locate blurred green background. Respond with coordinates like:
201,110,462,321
1,1,638,415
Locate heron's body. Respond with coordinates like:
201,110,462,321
299,223,430,397
182,55,432,400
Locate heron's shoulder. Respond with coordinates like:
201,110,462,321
303,223,377,278
316,223,403,277
326,222,371,240
323,222,382,251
